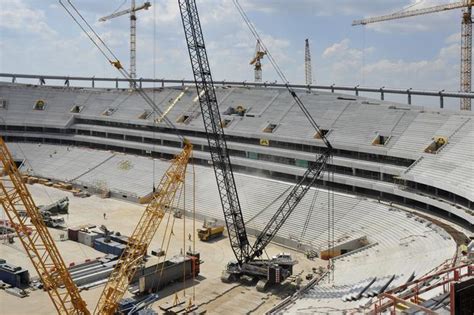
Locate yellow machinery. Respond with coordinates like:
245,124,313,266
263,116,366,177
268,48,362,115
197,220,225,242
95,140,193,315
1,136,192,315
249,39,266,83
0,137,90,315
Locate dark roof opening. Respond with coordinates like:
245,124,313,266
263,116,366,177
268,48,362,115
224,105,246,116
34,99,46,110
138,110,151,120
424,136,448,154
372,134,391,146
263,123,278,133
102,108,116,116
0,99,7,109
70,105,84,113
177,114,190,124
314,129,331,139
221,118,232,128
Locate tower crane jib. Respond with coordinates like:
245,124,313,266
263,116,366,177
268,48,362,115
353,0,473,111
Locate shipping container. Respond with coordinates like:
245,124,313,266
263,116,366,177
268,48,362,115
68,227,80,242
0,263,30,288
94,238,125,256
78,231,101,247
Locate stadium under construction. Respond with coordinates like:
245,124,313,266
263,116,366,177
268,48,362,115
0,1,473,314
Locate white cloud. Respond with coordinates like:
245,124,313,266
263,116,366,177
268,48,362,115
445,32,460,44
319,34,459,91
322,38,374,61
0,0,56,38
323,39,350,58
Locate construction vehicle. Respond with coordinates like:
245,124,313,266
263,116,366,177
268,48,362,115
95,141,193,315
179,0,332,291
353,0,473,111
0,136,90,314
249,39,266,83
197,219,225,241
38,197,69,214
40,211,66,229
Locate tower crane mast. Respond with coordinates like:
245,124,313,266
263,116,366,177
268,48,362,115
305,38,312,85
98,1,151,87
249,40,266,83
0,137,90,315
353,0,473,111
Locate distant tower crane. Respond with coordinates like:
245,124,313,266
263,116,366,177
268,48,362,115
305,38,313,85
249,40,267,83
353,0,473,111
99,1,151,87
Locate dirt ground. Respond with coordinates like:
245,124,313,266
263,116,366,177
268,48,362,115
0,184,326,315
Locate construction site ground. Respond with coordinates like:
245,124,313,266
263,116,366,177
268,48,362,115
0,184,326,315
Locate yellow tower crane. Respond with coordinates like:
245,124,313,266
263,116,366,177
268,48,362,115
352,0,473,111
250,39,267,83
95,140,193,315
0,136,90,315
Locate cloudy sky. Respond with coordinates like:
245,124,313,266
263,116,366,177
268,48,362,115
0,0,466,107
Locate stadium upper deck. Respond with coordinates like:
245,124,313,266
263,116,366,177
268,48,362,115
0,81,472,228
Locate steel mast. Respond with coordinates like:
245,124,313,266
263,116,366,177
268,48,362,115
305,38,312,85
249,40,266,83
98,1,151,87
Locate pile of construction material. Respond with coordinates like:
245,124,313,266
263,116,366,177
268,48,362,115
22,175,90,198
68,225,129,256
130,251,201,295
68,255,118,289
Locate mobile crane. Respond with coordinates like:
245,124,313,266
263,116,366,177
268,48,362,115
178,0,332,290
0,136,90,315
1,135,193,315
95,141,193,315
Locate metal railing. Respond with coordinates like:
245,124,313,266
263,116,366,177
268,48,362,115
1,72,473,109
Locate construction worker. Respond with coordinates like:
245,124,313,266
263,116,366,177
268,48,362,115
103,213,106,220
188,233,192,241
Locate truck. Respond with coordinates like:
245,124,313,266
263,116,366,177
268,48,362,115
42,213,66,229
197,219,224,241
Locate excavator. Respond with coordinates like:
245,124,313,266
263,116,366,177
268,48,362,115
178,0,333,291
